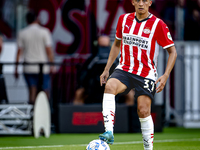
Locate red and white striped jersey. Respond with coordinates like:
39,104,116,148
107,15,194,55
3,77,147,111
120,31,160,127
115,12,174,81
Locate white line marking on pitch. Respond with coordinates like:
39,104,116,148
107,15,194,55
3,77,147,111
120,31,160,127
114,138,200,145
0,145,64,149
0,138,200,149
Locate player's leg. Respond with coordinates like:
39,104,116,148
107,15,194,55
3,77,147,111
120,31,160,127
137,95,154,150
99,78,127,144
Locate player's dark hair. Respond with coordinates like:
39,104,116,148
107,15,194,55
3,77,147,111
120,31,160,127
26,11,37,24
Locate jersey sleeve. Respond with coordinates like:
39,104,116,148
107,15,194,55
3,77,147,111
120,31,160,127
115,14,124,40
155,20,174,49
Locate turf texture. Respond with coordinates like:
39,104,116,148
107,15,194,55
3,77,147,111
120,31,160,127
0,127,199,150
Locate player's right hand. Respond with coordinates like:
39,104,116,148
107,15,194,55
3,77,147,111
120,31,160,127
100,70,109,86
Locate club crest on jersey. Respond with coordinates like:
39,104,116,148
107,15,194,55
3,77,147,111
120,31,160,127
143,28,151,34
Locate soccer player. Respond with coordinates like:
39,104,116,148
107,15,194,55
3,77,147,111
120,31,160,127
98,0,177,150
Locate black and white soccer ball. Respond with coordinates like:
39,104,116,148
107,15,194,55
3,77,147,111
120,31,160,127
86,139,110,150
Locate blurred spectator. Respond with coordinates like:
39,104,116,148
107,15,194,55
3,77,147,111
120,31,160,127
0,35,2,54
198,0,200,9
175,0,186,40
117,89,135,106
149,0,160,18
0,35,8,104
15,11,54,104
73,35,112,105
73,35,135,106
125,89,135,106
184,2,200,41
162,0,188,40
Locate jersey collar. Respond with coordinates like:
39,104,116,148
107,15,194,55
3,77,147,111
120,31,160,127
135,12,152,23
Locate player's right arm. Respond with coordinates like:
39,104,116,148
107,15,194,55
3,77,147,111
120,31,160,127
100,38,121,86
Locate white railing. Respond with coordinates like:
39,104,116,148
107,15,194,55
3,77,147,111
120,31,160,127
156,41,200,128
182,42,200,127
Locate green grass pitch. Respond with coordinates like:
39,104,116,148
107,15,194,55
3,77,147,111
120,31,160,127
0,127,200,150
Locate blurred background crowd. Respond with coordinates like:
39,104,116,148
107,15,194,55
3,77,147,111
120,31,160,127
0,0,200,131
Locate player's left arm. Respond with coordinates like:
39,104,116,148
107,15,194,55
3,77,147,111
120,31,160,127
155,45,177,93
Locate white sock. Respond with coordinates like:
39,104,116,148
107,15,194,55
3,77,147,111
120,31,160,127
102,93,115,134
139,115,154,150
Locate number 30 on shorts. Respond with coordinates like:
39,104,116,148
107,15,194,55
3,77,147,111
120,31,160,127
143,79,155,93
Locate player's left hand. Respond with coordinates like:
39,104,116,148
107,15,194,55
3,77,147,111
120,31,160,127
155,74,168,93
